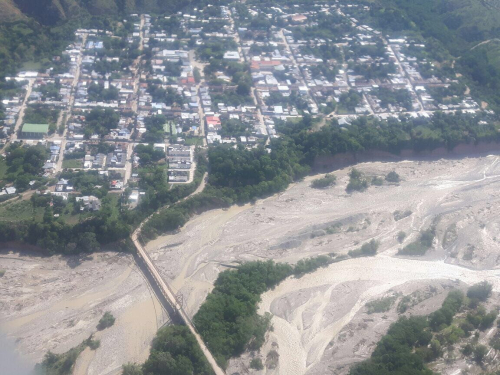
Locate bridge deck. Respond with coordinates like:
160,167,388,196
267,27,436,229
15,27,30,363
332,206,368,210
131,233,225,375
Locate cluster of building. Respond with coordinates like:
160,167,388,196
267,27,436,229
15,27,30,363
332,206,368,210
0,1,492,209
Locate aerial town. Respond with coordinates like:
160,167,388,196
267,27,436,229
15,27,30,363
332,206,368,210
0,1,486,204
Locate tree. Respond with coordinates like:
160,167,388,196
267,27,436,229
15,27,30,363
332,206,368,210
143,115,167,142
236,82,251,96
77,232,100,253
474,344,488,363
193,67,201,83
467,281,492,302
85,108,119,137
142,325,212,375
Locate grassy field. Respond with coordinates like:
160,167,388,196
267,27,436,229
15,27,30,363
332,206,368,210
0,199,41,222
184,136,203,146
336,106,353,115
62,159,84,169
21,61,42,71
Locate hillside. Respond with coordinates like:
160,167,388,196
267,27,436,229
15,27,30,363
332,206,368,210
13,0,82,25
0,0,196,78
0,0,198,25
375,0,500,110
443,0,500,44
0,0,25,22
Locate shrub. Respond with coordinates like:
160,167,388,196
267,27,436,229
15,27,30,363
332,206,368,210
393,210,412,221
250,358,264,370
385,171,400,183
480,310,498,330
397,231,406,243
365,296,397,314
311,173,336,189
460,321,475,336
87,339,100,350
346,168,369,192
97,312,115,330
293,255,334,276
371,176,384,186
349,239,379,258
398,228,435,256
462,343,474,356
0,269,5,277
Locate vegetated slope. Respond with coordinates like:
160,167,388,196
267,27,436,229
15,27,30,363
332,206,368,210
13,0,82,25
375,0,500,110
0,0,197,77
377,0,500,52
0,0,25,22
1,0,200,26
442,0,500,43
459,39,500,107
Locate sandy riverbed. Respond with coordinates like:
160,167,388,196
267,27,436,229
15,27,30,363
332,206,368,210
145,155,500,374
0,252,166,375
2,155,500,374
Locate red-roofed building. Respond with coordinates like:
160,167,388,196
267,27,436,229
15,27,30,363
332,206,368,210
291,14,307,23
206,116,222,131
180,76,196,85
250,60,282,71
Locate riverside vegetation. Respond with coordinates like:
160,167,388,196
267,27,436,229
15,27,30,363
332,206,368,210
350,281,497,374
1,111,499,252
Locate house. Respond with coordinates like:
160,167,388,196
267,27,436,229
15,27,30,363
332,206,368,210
291,14,308,23
92,153,106,168
154,143,166,152
75,195,101,211
223,51,241,61
110,180,123,189
128,190,139,203
55,179,74,192
106,152,126,168
167,145,191,161
169,160,192,169
205,116,221,130
43,162,56,171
